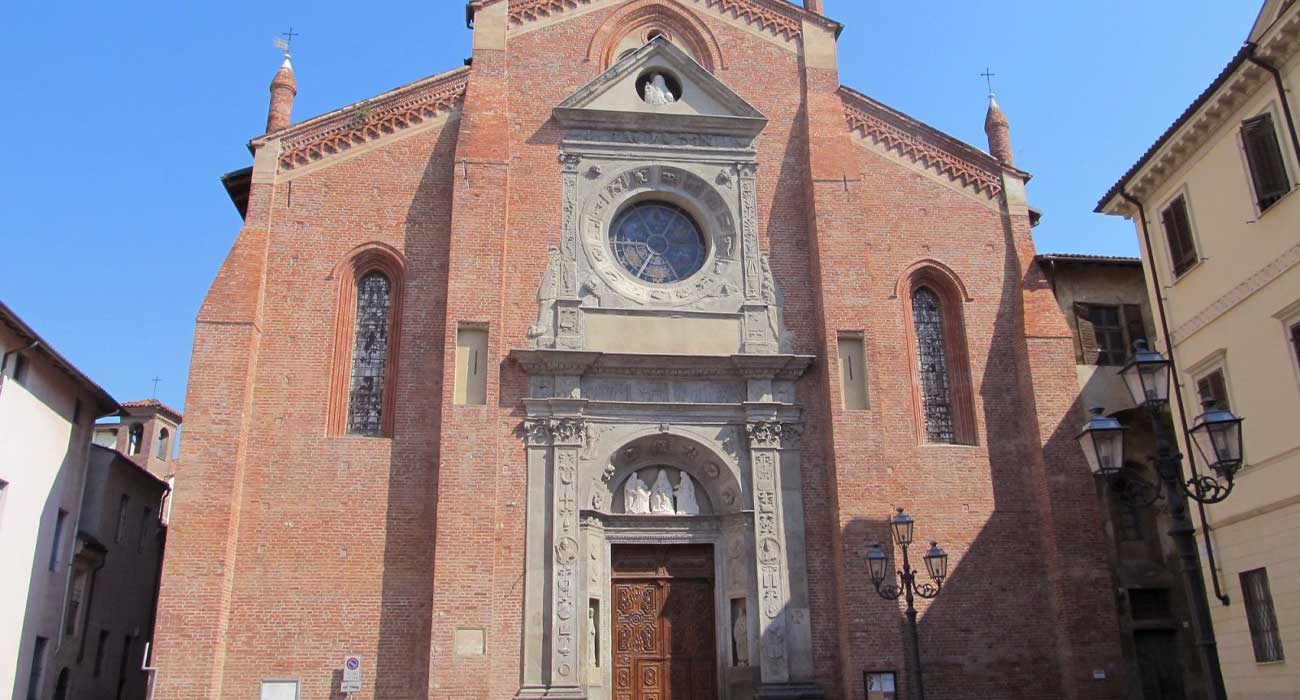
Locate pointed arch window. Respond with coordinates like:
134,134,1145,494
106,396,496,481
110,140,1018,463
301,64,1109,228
902,264,977,445
347,272,392,436
912,287,956,443
328,244,405,437
127,424,144,455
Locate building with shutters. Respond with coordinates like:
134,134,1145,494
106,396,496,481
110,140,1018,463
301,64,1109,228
1039,253,1208,699
1097,0,1300,694
153,2,1131,700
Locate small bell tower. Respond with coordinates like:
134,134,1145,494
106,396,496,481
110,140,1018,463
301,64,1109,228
266,51,297,133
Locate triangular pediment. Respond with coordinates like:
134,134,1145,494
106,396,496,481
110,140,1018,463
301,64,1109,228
554,38,766,138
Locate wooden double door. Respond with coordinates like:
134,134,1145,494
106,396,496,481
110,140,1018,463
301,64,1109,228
611,544,717,700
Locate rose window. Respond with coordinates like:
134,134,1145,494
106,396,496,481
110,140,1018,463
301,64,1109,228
609,202,707,284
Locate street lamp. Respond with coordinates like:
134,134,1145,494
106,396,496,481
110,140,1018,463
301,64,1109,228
1077,341,1245,700
867,508,947,700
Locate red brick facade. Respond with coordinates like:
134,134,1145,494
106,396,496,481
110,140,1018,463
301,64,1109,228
153,2,1125,699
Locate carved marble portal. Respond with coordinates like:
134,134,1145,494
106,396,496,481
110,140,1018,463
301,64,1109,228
514,37,820,700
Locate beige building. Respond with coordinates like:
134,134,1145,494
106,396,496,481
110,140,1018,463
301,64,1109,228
0,301,120,700
1098,1,1300,696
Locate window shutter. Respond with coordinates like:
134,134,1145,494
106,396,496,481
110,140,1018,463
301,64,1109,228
1122,304,1148,357
1196,369,1230,411
1074,302,1099,364
1243,114,1291,210
1161,198,1198,276
1291,323,1300,370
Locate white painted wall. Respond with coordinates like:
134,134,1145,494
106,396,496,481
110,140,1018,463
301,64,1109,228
0,329,93,700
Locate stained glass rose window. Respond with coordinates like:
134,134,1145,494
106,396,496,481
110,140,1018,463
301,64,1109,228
609,202,707,284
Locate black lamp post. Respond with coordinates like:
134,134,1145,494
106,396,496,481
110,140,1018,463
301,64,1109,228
1076,341,1244,700
867,508,947,700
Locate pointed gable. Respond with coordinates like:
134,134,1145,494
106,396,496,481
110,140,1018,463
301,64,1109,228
554,38,766,138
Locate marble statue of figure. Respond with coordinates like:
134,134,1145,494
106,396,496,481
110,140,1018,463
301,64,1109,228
528,247,561,340
733,601,749,666
674,474,700,516
643,74,675,106
649,469,676,514
587,605,598,668
624,472,651,514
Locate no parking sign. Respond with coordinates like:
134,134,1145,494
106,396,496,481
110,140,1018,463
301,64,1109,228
341,655,362,693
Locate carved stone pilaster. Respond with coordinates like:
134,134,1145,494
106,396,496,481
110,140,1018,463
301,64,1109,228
746,418,791,683
550,417,586,692
738,162,761,302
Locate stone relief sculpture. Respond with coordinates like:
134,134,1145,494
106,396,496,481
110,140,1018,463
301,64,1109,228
624,472,651,514
733,600,749,666
528,247,561,341
675,474,701,516
649,469,676,514
643,73,676,106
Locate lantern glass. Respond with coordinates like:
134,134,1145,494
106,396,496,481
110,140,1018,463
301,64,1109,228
1119,340,1171,407
890,508,915,546
923,542,948,583
1076,407,1126,477
866,543,888,586
1189,398,1244,478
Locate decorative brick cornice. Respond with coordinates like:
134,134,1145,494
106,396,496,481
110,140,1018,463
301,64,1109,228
495,0,835,42
840,87,1007,198
270,67,470,171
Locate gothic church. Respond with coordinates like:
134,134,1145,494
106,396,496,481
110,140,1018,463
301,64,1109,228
153,2,1126,699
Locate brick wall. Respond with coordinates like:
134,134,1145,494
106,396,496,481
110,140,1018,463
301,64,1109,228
153,2,1125,699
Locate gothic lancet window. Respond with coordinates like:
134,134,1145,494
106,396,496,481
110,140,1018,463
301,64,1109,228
328,243,405,438
346,272,392,436
912,287,956,443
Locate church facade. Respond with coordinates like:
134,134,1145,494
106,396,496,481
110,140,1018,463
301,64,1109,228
153,2,1127,700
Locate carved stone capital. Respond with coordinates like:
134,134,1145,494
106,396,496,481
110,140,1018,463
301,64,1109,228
746,420,801,449
558,151,582,171
523,418,552,446
551,417,588,446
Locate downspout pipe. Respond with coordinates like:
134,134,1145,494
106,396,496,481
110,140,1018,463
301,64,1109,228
1120,189,1231,606
1247,43,1300,168
1,339,39,374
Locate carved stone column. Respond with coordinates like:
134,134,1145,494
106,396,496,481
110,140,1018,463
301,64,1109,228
746,418,793,684
549,416,588,698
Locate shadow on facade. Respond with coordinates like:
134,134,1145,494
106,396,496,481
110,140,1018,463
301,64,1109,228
371,120,460,700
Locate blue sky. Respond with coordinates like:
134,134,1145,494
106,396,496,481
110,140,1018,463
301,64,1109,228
0,0,1257,413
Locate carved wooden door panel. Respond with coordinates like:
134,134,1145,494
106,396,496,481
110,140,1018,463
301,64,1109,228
612,546,716,700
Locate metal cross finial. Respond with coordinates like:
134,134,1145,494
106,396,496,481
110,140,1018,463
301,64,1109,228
274,27,299,55
980,67,997,96
151,376,162,397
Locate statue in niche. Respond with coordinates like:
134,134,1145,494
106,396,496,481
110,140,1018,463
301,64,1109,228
649,469,676,514
528,247,560,340
675,474,700,516
759,253,777,304
643,74,676,106
587,604,598,669
733,600,749,666
624,472,650,514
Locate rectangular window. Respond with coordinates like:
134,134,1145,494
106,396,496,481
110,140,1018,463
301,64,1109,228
12,353,29,386
1160,196,1199,277
454,326,488,406
261,680,300,700
49,509,67,571
28,636,48,700
1291,322,1300,374
837,334,869,410
1122,304,1148,357
65,567,89,636
1196,368,1231,411
137,507,152,553
1128,588,1172,621
1242,113,1292,211
1240,568,1285,663
1091,305,1127,365
864,671,896,700
115,634,133,700
94,629,111,676
115,494,129,543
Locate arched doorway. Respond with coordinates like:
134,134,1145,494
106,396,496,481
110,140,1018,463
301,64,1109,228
52,668,70,700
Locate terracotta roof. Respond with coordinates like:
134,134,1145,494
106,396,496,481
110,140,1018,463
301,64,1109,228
0,299,120,415
1036,253,1142,266
122,398,184,423
1095,44,1254,212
